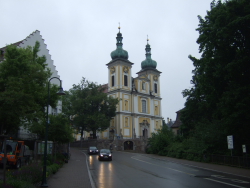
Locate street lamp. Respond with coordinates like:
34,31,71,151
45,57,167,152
41,77,66,187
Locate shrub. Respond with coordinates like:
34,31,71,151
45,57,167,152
47,163,60,177
4,179,35,188
6,163,42,184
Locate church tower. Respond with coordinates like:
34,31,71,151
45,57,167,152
106,26,134,139
105,27,163,140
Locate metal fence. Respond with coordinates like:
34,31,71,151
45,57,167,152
210,154,250,168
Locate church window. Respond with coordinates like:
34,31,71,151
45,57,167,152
125,100,128,111
112,75,115,87
142,82,145,90
142,100,146,113
125,117,128,127
124,75,128,86
154,83,158,93
155,106,158,115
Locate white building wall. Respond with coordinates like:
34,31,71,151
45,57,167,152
18,30,62,114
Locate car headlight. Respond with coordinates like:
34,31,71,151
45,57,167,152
96,150,98,152
90,150,92,152
100,154,103,157
109,154,112,157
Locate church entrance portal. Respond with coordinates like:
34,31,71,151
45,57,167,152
124,141,133,150
143,129,148,139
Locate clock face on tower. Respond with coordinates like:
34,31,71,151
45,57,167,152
110,67,115,73
153,75,158,81
123,66,129,73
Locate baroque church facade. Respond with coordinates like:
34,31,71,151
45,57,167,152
100,28,163,139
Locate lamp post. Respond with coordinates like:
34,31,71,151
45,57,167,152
41,77,66,187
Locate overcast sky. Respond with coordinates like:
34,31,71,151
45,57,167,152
1,0,213,121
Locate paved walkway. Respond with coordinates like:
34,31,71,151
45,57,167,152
46,148,92,188
45,148,250,188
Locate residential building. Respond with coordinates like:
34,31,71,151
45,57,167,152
171,110,182,135
0,30,62,139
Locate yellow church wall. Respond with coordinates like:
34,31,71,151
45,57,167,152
138,96,142,112
101,130,109,139
147,98,150,114
122,94,130,111
154,119,162,130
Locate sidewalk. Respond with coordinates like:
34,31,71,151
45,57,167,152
46,148,92,188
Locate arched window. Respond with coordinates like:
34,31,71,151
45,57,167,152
142,82,145,90
154,83,157,93
142,100,146,113
112,75,115,87
124,75,128,86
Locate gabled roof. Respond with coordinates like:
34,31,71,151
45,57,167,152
171,110,182,128
101,84,108,93
0,30,60,80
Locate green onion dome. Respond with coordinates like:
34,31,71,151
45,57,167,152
141,42,157,69
111,29,129,60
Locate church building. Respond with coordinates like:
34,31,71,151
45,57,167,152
100,28,163,139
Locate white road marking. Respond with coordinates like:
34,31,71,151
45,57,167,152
205,178,247,188
211,175,249,184
83,151,96,188
140,154,250,179
132,155,249,187
131,156,195,176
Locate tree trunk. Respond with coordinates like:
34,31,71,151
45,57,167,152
93,130,97,139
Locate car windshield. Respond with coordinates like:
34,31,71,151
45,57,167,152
0,140,17,154
90,147,97,150
100,149,110,153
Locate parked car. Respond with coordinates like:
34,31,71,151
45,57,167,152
98,149,112,161
88,146,98,155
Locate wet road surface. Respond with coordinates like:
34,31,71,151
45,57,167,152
85,151,250,188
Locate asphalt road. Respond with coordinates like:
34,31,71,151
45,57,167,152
85,151,250,188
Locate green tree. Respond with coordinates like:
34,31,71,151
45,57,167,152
48,113,74,143
66,78,119,139
147,125,175,155
0,42,60,135
182,0,250,154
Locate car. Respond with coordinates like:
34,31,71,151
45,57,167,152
98,149,112,161
88,146,99,155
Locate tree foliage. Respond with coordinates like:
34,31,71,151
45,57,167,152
147,125,175,155
0,42,60,135
48,113,74,143
62,78,119,139
181,0,250,154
